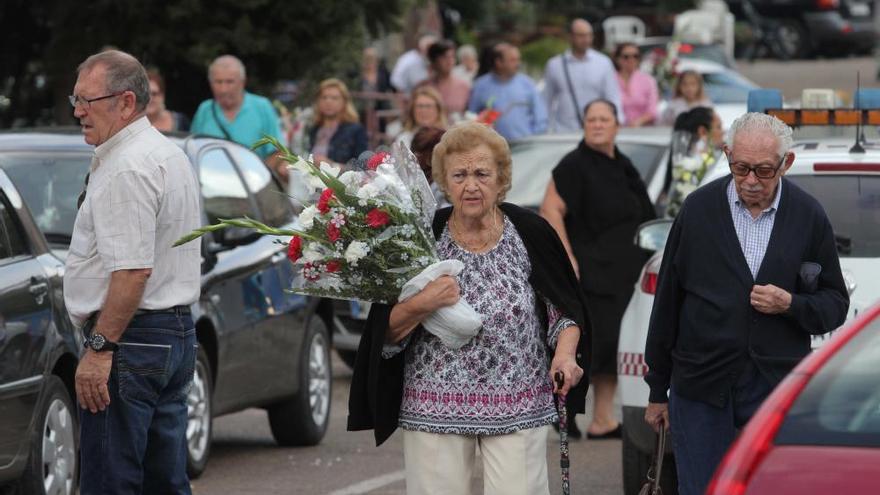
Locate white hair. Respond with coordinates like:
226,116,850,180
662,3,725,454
728,112,793,158
208,55,246,81
457,44,477,60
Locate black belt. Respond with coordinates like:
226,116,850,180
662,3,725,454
86,305,191,326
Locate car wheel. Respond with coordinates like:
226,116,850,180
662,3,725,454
186,346,213,479
336,349,358,369
268,317,332,446
621,424,678,495
15,375,78,495
776,20,809,59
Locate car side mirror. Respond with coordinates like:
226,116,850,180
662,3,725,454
635,219,673,252
201,239,227,274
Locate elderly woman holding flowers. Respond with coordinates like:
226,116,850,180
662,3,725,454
348,122,591,495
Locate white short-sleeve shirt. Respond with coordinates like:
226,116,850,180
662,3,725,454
63,116,202,327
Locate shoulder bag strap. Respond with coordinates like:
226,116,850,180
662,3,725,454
210,100,233,141
561,54,584,128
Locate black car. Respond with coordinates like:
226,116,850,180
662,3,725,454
728,0,875,57
0,170,79,494
0,130,337,482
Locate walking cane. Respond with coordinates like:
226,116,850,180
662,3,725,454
554,371,570,495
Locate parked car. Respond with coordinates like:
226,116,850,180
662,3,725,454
707,302,880,494
727,0,876,58
0,129,337,479
653,58,760,129
0,169,80,494
617,134,879,494
637,39,735,68
506,127,674,210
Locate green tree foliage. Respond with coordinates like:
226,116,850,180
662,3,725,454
0,0,403,127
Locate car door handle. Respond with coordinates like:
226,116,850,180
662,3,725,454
29,281,48,296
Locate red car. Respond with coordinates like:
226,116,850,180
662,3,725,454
707,303,880,494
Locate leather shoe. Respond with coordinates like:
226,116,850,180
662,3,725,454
586,424,622,440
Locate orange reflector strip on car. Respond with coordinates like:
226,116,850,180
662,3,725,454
814,163,880,172
833,110,861,125
767,109,880,126
768,110,796,125
801,110,829,125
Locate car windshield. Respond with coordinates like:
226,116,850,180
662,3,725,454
1,151,91,244
508,140,666,207
786,175,880,257
702,71,759,104
775,319,880,448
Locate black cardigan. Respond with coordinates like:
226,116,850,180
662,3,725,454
347,203,592,445
645,176,849,407
308,122,368,165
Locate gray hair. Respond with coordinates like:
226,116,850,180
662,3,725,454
77,50,150,112
728,112,793,158
209,55,246,81
457,44,477,60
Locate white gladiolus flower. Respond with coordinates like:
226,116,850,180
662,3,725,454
298,205,318,229
344,241,370,263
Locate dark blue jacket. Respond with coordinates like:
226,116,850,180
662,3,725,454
308,122,368,165
645,176,849,407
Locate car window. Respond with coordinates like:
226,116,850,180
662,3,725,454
702,71,758,104
228,146,293,228
1,152,91,242
776,320,880,447
786,175,880,257
0,191,29,259
198,148,256,224
622,143,666,186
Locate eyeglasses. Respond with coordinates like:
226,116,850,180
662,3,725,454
619,53,640,60
727,152,786,179
68,91,126,109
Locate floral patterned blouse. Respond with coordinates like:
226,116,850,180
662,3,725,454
393,215,576,436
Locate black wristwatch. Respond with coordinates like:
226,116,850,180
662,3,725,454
84,333,119,352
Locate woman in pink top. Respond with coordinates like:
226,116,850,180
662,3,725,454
614,43,659,127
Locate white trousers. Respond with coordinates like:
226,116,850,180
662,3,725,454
402,426,551,495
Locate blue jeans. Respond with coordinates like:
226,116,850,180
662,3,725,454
669,361,774,495
80,311,196,495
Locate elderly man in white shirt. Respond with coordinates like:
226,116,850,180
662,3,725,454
391,34,437,94
543,19,624,132
66,50,201,495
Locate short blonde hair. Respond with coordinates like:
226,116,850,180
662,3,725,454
312,78,359,126
405,85,447,131
432,122,512,202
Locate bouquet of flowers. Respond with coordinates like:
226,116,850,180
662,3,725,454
666,131,718,217
174,137,481,348
645,41,686,96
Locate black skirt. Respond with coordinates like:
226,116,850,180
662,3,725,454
584,289,634,376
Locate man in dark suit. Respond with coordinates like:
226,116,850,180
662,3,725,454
643,112,849,495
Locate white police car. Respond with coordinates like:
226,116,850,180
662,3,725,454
617,89,880,494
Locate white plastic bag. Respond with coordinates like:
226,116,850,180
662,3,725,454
399,260,482,349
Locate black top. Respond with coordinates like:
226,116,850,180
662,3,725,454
552,141,656,295
347,203,592,446
645,176,849,407
308,122,369,165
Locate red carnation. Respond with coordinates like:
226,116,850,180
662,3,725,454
366,151,389,171
365,208,390,228
287,236,302,262
317,188,334,214
326,223,340,242
325,260,341,273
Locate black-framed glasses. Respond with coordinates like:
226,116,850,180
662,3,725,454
727,152,786,179
68,91,125,109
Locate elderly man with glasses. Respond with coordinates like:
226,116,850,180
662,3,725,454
66,50,201,494
643,112,849,495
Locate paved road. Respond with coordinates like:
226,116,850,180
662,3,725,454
190,353,624,495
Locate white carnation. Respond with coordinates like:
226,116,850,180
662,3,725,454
303,243,324,262
298,205,318,229
356,183,381,200
344,241,370,263
677,156,702,172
